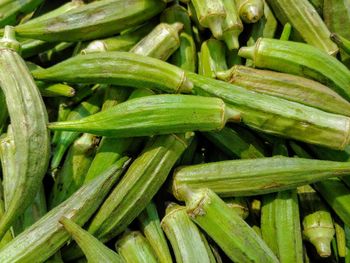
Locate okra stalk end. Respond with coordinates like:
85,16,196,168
238,45,255,60
304,227,334,257
206,16,223,39
223,32,240,50
240,5,263,24
0,26,20,52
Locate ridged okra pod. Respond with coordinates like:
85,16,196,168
172,156,350,198
190,0,226,38
238,38,350,100
161,4,193,36
331,34,350,57
298,185,335,257
32,51,193,94
0,158,129,263
224,197,249,219
48,95,240,138
161,203,215,263
59,217,123,263
87,133,193,242
14,0,166,42
236,0,264,24
180,187,279,262
138,202,172,263
37,83,76,98
0,27,50,240
188,72,350,150
266,0,338,55
116,231,158,263
217,65,350,116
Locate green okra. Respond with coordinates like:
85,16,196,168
52,101,71,146
161,3,193,36
199,39,228,78
238,37,350,101
203,125,265,159
0,158,130,263
190,0,226,38
37,83,76,98
289,141,312,158
87,133,193,242
49,133,97,208
0,91,7,134
138,201,173,263
14,0,166,42
309,0,323,15
331,33,350,56
48,95,240,138
266,0,338,55
32,51,193,94
0,26,50,240
20,39,57,59
38,42,75,65
297,185,335,258
130,22,183,60
116,231,158,263
50,90,103,170
160,203,216,263
224,197,249,219
236,0,264,24
59,217,123,263
217,65,350,116
188,72,350,150
180,187,279,262
172,156,350,199
334,220,347,258
171,32,197,73
280,22,292,41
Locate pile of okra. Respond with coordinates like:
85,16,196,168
3,0,350,262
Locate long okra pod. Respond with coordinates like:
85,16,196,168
0,26,50,240
0,158,129,263
236,0,264,24
160,203,216,263
14,0,166,42
172,157,350,198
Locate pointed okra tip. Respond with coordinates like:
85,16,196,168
0,26,20,52
241,5,263,24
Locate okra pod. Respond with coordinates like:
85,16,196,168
217,65,350,116
266,0,338,55
238,37,350,101
138,201,173,263
189,72,350,150
88,133,193,242
0,90,7,133
48,95,240,138
38,42,75,65
236,0,264,24
37,83,76,98
0,158,129,263
0,26,50,240
224,197,249,219
309,0,323,15
161,3,193,36
172,156,350,198
116,231,158,263
181,187,279,262
334,220,347,258
52,101,71,146
331,33,350,56
14,0,166,42
160,203,216,263
279,22,292,41
59,217,123,263
32,51,193,94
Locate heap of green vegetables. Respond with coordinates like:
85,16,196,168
1,0,350,262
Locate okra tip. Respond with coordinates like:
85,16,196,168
0,26,20,52
81,41,107,55
238,45,255,60
240,5,263,24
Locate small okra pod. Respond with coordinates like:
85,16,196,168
116,231,158,263
170,32,197,73
297,185,335,257
0,26,50,240
224,197,249,219
0,158,130,263
172,156,350,198
87,133,193,242
32,51,194,94
130,22,183,61
279,22,292,41
331,34,350,56
238,38,350,101
180,187,279,262
190,0,226,38
266,0,338,55
199,39,228,78
334,220,347,258
59,217,124,263
48,95,240,138
14,0,166,42
236,0,264,24
161,3,193,36
217,65,350,116
37,83,76,98
138,201,173,263
160,203,216,263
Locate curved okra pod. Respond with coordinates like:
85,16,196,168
14,0,166,42
236,0,264,24
238,38,350,100
59,217,123,263
171,157,350,198
0,158,130,263
180,187,279,262
217,65,350,116
48,95,240,138
32,51,193,94
188,72,350,150
0,26,50,240
266,0,338,55
160,203,216,263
